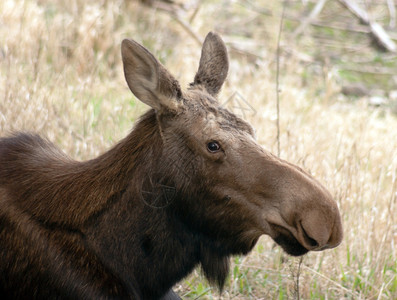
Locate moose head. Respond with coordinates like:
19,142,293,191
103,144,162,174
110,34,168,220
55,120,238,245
121,31,342,257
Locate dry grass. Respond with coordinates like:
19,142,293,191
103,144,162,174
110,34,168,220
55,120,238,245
1,0,396,299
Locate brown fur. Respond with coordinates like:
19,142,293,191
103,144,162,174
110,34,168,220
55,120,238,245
0,32,342,299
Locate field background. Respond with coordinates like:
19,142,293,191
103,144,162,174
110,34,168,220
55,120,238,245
1,0,396,299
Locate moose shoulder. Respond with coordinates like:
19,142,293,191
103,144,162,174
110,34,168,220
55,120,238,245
0,32,342,299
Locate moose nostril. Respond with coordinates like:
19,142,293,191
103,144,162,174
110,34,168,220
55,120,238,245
300,222,319,249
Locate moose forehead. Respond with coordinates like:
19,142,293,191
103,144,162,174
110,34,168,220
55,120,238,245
181,88,255,137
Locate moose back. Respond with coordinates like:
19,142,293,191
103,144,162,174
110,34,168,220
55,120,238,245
0,32,343,299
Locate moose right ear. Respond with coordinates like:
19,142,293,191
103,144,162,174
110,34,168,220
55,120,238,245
191,32,229,96
121,39,183,113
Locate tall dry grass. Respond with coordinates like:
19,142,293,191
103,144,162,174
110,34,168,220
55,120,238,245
1,0,396,299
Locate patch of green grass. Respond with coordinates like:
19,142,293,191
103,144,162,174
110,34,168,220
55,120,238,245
182,281,213,299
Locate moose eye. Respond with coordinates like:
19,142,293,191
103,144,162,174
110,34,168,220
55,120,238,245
207,141,221,153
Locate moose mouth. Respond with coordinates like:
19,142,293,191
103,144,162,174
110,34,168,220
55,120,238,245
270,224,310,256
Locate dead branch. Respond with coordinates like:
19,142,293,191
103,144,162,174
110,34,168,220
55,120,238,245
311,36,371,51
339,65,396,75
143,0,263,60
171,13,263,60
188,2,201,24
227,45,263,61
387,0,396,28
293,0,328,38
285,13,397,40
276,4,286,158
237,0,273,16
369,22,397,52
338,0,368,22
310,20,370,33
171,12,203,45
337,0,397,52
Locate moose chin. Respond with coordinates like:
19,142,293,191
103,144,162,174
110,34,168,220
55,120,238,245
0,32,343,299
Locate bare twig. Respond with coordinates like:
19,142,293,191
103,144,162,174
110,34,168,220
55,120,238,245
293,0,328,38
227,45,263,61
142,0,203,45
285,13,397,40
310,20,370,33
276,4,286,158
152,4,264,59
174,16,263,59
172,13,203,45
387,0,396,28
337,0,397,52
237,0,273,16
339,0,369,21
188,2,201,24
311,35,371,51
302,265,360,297
369,22,397,51
339,65,397,75
143,0,181,12
294,257,304,300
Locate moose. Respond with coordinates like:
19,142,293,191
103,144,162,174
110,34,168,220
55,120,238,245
0,32,342,299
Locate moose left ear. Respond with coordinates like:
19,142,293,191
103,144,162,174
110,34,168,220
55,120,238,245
121,39,183,113
191,32,229,96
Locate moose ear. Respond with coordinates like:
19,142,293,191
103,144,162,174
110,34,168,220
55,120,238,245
121,39,183,112
192,32,229,96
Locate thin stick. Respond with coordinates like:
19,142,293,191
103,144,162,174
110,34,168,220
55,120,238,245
188,2,201,24
153,3,265,59
387,0,396,28
276,4,286,158
337,0,397,52
302,265,359,297
172,14,203,45
339,65,397,75
294,256,304,300
293,0,328,38
285,13,397,39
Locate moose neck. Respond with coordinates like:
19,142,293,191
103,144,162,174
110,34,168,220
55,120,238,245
85,109,163,204
82,110,231,298
23,110,163,228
